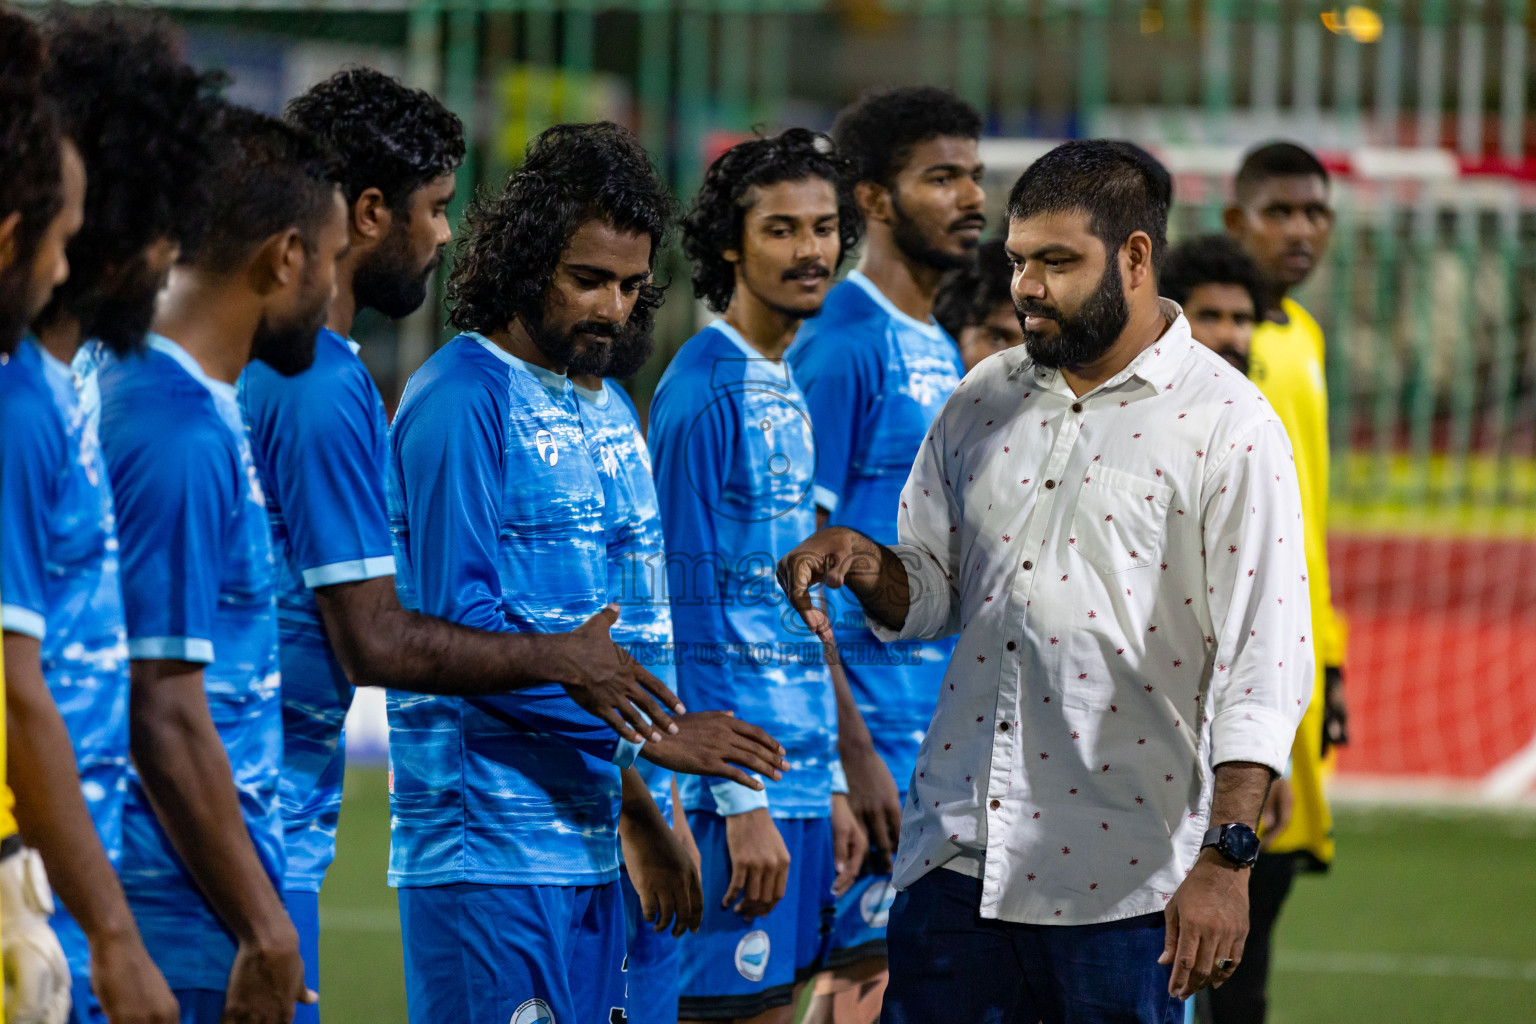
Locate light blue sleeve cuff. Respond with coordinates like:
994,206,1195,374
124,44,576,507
710,777,770,816
302,555,396,589
613,736,644,770
0,604,45,640
830,758,849,795
812,484,840,514
128,636,215,664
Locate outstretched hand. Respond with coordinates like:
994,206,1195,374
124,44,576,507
640,712,788,790
554,604,685,744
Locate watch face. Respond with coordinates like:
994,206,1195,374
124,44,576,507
1224,824,1261,864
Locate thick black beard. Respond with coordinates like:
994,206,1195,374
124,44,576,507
251,287,325,377
354,226,438,321
524,303,617,377
891,192,979,273
1017,257,1130,370
603,320,656,381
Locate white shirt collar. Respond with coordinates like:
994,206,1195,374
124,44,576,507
467,331,571,397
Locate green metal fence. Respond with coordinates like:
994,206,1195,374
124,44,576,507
32,0,1536,521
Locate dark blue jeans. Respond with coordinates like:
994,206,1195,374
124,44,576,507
883,868,1186,1024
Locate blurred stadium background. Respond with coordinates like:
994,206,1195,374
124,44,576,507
24,0,1536,1019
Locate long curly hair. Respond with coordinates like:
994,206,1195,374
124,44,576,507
447,122,674,338
284,66,464,211
0,5,63,279
35,4,223,335
681,128,862,314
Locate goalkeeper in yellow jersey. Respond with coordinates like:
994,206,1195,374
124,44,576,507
1173,141,1346,1024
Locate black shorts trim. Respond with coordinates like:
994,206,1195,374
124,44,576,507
678,981,797,1021
823,938,888,972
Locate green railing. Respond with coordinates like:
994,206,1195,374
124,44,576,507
30,0,1536,525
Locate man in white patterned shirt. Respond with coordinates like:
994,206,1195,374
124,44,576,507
778,141,1312,1024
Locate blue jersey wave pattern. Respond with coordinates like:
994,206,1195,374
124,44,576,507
788,272,963,797
0,339,130,978
649,321,837,820
576,381,676,823
386,333,639,888
98,335,284,991
238,327,396,893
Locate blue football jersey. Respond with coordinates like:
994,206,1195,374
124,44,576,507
386,333,641,888
99,335,284,991
0,339,130,978
576,380,675,823
649,321,838,821
788,272,963,797
238,327,395,893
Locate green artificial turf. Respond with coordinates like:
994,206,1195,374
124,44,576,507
317,769,1536,1024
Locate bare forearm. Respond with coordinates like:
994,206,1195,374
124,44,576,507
129,684,288,945
618,768,668,844
4,637,138,944
830,528,911,632
346,604,574,695
1208,761,1274,829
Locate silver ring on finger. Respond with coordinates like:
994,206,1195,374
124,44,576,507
1215,958,1236,971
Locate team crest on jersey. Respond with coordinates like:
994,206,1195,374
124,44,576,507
511,997,555,1024
535,429,560,466
734,929,771,981
599,442,619,477
859,880,897,927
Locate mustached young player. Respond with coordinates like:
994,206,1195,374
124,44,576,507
570,320,701,1024
786,87,982,1023
386,122,786,1024
649,129,865,1024
99,108,349,1024
2,8,220,1023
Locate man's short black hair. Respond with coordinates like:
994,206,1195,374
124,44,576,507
682,128,861,314
447,121,674,336
831,86,982,188
1006,139,1169,276
934,238,1013,340
184,106,344,275
1234,141,1329,205
36,4,223,323
285,67,464,211
1160,234,1268,317
0,5,62,274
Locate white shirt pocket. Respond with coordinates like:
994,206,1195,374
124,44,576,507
1069,467,1173,575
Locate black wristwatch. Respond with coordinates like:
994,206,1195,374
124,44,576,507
1201,823,1260,868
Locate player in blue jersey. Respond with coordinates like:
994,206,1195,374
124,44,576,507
388,122,786,1024
246,72,734,1024
786,87,982,1023
573,318,701,1024
654,129,867,1024
3,12,220,1022
99,109,347,1024
934,240,1025,374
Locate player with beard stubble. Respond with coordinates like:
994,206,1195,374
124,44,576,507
97,108,348,1024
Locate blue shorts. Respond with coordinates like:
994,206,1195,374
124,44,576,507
678,812,835,1020
398,881,624,1024
882,868,1185,1024
284,889,321,1024
172,989,225,1024
621,865,681,1024
826,869,896,969
68,976,105,1024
